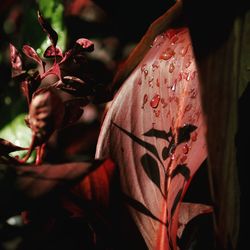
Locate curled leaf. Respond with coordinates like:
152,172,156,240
22,45,44,66
62,97,89,128
41,63,61,80
28,88,64,146
44,45,63,58
0,138,27,156
55,76,93,96
75,38,94,52
9,43,23,77
37,10,58,47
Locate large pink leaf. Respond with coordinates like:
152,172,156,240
96,27,207,249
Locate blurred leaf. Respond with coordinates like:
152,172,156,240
0,114,35,162
75,38,94,52
0,138,26,156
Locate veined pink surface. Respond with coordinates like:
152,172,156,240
96,27,207,250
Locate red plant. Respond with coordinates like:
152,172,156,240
6,11,99,165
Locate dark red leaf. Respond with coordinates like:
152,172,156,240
37,11,58,47
41,63,61,80
28,88,65,145
0,138,26,156
9,43,22,77
59,49,74,64
20,70,41,104
0,159,110,218
22,45,44,66
44,45,63,58
61,97,89,127
55,76,93,97
75,38,94,52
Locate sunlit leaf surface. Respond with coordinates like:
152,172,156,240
96,27,207,249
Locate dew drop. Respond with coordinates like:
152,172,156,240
150,94,161,108
149,76,154,83
171,154,175,160
160,48,175,60
190,89,197,98
169,63,175,73
171,35,179,45
183,72,190,81
152,61,159,71
180,45,189,56
185,60,192,68
185,104,192,112
171,83,176,91
144,70,148,78
191,131,198,141
141,64,147,72
142,94,148,109
156,78,160,87
182,144,189,154
154,109,161,117
177,73,182,82
166,29,176,39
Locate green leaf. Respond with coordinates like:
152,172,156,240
0,114,35,163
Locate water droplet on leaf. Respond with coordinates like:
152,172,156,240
150,94,160,108
169,63,175,73
160,48,175,60
182,144,189,154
